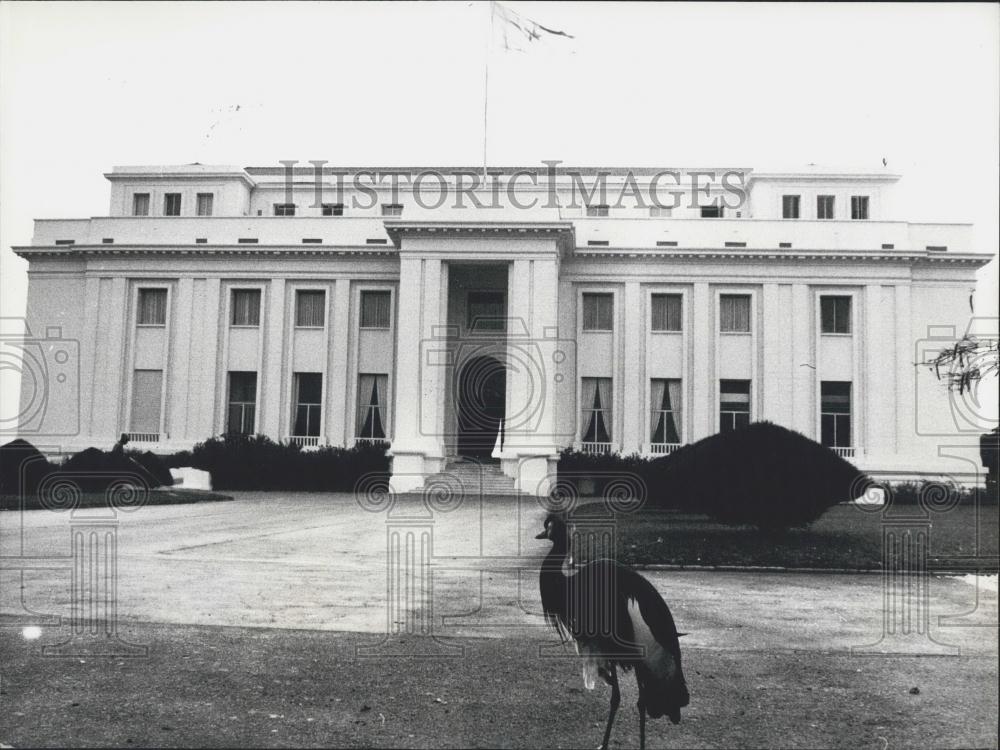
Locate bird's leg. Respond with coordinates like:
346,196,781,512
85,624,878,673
637,698,646,750
599,664,620,750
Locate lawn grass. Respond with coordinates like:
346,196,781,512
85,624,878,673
571,502,999,571
0,488,232,512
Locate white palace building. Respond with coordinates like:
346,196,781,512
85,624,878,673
13,164,991,495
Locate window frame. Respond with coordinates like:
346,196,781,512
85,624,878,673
355,373,390,440
820,381,852,448
718,293,752,334
781,194,801,219
274,203,297,217
380,203,404,217
650,293,683,333
851,195,870,220
719,379,752,433
291,372,323,438
196,192,214,217
585,204,610,218
230,287,263,328
322,203,345,217
294,288,327,329
359,288,393,330
581,292,615,332
136,287,169,327
817,195,835,220
649,377,683,445
579,376,613,444
163,193,182,216
820,295,853,335
700,204,724,219
132,193,150,217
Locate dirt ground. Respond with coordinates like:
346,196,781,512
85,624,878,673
1,492,997,748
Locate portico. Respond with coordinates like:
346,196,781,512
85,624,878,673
383,221,575,495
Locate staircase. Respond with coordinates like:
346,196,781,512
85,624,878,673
417,458,523,497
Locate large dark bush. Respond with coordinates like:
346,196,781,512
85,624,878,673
163,434,390,491
643,422,867,529
0,439,56,502
59,447,165,492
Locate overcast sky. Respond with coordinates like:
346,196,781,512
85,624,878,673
1,1,997,421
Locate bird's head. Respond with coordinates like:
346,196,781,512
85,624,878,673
534,513,568,544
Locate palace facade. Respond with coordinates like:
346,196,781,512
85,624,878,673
13,164,991,494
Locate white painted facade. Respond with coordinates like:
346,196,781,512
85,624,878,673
13,165,991,494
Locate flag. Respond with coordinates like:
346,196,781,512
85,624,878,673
492,1,575,53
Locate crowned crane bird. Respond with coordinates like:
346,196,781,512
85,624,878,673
536,513,689,750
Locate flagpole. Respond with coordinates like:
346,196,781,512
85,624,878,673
482,0,493,183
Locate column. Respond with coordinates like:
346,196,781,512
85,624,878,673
621,281,643,454
327,278,352,446
169,277,194,442
94,277,128,441
690,282,712,441
791,283,814,437
260,279,286,438
760,283,792,426
864,284,895,459
192,278,221,439
894,284,914,460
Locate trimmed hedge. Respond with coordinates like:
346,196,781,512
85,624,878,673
161,434,390,491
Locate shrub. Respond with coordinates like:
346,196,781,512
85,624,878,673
888,480,987,507
643,422,867,530
59,447,166,492
0,439,56,504
163,434,390,491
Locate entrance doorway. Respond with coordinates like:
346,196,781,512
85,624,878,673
456,355,506,459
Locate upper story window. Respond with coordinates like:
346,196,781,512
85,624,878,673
196,193,214,217
817,195,835,220
133,193,150,217
719,294,751,333
586,204,609,218
164,193,181,216
467,291,505,332
360,290,392,329
322,203,344,216
582,293,614,331
700,204,724,218
231,289,262,327
295,290,326,328
851,195,869,220
782,195,800,219
274,203,296,217
649,206,672,218
137,288,168,326
820,295,852,334
381,204,403,217
650,294,682,332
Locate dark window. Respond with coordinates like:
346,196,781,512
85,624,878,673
274,203,296,217
360,291,391,329
724,241,747,248
817,195,835,220
719,294,751,333
133,193,150,216
581,377,612,443
295,290,325,327
820,296,852,334
586,204,610,217
851,195,869,220
292,373,322,437
196,193,214,216
137,288,168,326
322,203,344,216
356,374,388,439
700,204,724,218
651,294,682,332
779,242,792,248
467,291,505,332
587,240,610,247
782,195,800,219
231,289,261,326
582,293,613,331
650,379,682,444
164,193,181,216
720,380,751,433
821,381,852,448
656,240,678,247
227,371,257,435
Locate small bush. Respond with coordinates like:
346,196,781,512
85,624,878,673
59,447,166,492
0,439,56,503
643,422,867,530
888,481,987,506
161,434,390,491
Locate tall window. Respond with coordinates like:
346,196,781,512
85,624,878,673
821,381,852,448
782,195,800,219
582,293,613,331
227,372,257,435
231,289,261,326
820,295,852,334
295,290,325,328
651,294,682,332
322,203,344,216
196,193,214,216
467,291,505,332
719,294,751,333
580,378,613,443
360,291,391,329
274,203,296,217
817,195,835,220
130,369,163,435
292,373,322,437
356,374,388,440
164,193,181,216
700,204,724,218
650,379,682,444
137,288,168,326
720,380,751,432
586,204,609,217
133,193,150,216
851,195,869,220
381,203,403,217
